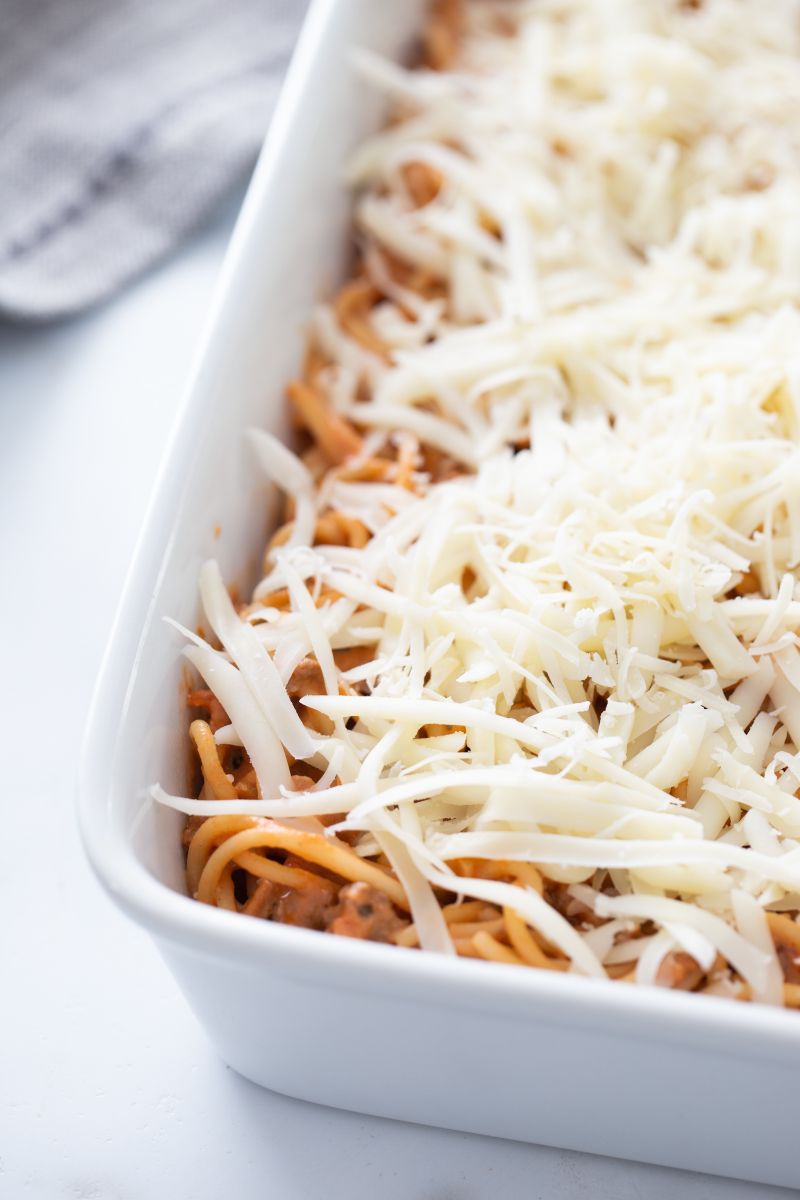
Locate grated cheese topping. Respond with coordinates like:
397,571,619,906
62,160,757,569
155,0,800,1000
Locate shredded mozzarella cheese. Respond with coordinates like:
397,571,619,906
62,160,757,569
156,0,800,997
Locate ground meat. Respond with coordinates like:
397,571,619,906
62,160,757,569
656,951,704,991
325,882,406,943
274,876,339,930
544,882,603,928
188,688,229,733
333,646,375,672
286,658,326,700
402,161,443,208
242,879,280,919
242,871,339,929
286,658,332,733
233,767,258,800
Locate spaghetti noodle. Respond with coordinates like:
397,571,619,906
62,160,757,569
154,0,800,1005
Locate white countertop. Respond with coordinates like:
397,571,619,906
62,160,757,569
2,195,793,1200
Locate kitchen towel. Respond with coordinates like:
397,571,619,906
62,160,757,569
0,0,307,321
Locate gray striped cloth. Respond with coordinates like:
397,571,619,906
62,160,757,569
0,0,307,321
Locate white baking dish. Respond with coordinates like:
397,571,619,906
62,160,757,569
78,0,800,1188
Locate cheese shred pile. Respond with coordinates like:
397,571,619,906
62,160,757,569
155,0,800,1005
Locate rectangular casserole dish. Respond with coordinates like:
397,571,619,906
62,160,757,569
78,0,800,1187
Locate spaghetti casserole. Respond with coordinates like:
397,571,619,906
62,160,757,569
155,0,800,1006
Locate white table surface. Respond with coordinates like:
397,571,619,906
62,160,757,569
2,195,795,1200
